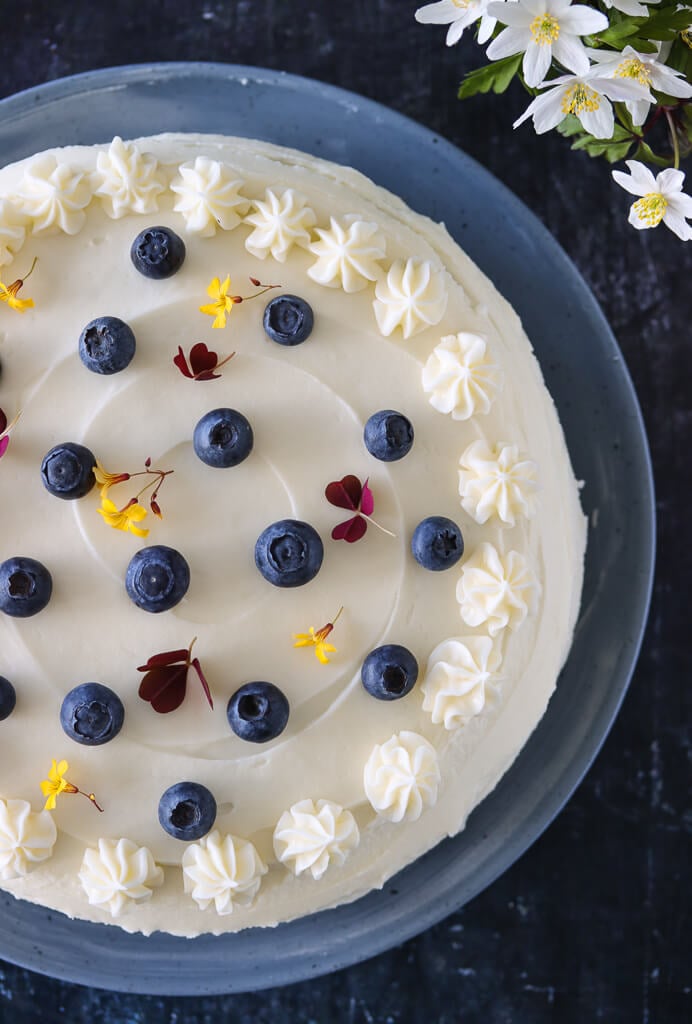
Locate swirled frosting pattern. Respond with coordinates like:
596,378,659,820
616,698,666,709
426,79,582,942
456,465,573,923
0,798,57,880
364,732,441,822
308,215,386,292
458,440,540,526
421,332,502,420
93,136,167,219
244,187,316,262
182,830,267,915
13,156,92,235
170,157,247,236
273,799,360,880
422,636,502,730
457,542,539,636
373,258,448,339
0,199,26,267
79,838,163,918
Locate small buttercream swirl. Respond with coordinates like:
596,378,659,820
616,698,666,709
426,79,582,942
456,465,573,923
0,798,57,880
421,332,502,420
458,440,540,526
457,542,539,636
13,155,92,235
0,199,27,267
273,799,360,880
373,258,448,339
364,731,440,823
182,829,267,915
79,837,163,918
308,215,386,292
170,157,248,236
422,636,502,730
244,188,316,262
93,136,167,219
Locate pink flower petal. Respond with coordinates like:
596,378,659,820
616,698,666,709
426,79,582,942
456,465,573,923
331,515,368,543
325,475,362,510
360,479,374,517
0,436,9,460
173,346,194,378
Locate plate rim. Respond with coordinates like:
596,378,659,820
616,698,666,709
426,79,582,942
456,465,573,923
0,61,656,995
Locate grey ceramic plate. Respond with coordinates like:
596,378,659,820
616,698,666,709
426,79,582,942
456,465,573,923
0,63,654,995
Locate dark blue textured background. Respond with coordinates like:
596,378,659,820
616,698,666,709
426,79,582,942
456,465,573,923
0,2,689,1021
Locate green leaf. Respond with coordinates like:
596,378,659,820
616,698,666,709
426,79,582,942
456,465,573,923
556,114,583,138
457,54,523,100
667,37,692,79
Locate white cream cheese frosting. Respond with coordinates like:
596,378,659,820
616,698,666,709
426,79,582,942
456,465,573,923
0,798,57,880
182,830,266,914
170,157,248,236
458,440,540,526
421,636,502,730
79,838,163,918
244,187,316,262
93,137,167,220
308,215,386,292
273,799,360,879
0,133,585,936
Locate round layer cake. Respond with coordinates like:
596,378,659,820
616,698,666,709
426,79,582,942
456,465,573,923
0,134,586,935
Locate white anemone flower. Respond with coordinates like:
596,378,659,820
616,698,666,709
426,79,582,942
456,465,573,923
612,162,692,240
487,0,608,87
415,0,499,46
602,0,659,16
586,45,692,126
513,69,653,137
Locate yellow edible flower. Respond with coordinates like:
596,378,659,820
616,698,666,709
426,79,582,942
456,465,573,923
199,274,237,329
93,460,130,499
0,256,37,313
40,759,103,812
97,496,149,538
40,759,77,811
293,609,343,665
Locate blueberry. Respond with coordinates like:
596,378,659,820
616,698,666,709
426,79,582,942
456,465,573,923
364,410,414,462
255,520,323,588
130,226,186,280
227,682,289,743
263,294,314,346
411,516,464,571
60,682,124,746
0,557,52,618
361,644,419,701
158,781,216,841
193,408,253,468
79,316,136,375
0,677,16,721
125,545,190,613
41,442,96,500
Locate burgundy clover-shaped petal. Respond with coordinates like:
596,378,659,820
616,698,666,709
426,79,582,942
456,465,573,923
174,343,235,381
326,475,378,543
137,640,213,714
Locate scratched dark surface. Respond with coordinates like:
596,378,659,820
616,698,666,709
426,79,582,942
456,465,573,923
0,2,689,1022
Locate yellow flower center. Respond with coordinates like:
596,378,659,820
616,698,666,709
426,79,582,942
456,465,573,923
682,28,692,50
530,14,560,44
633,192,668,227
451,0,472,7
561,82,601,115
615,57,652,86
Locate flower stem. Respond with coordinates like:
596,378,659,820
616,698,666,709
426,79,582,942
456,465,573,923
361,514,396,538
665,109,680,170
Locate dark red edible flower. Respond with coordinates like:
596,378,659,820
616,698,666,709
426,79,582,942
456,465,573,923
137,638,213,714
325,474,376,543
174,342,235,381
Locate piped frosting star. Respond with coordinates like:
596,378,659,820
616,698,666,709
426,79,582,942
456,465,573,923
171,157,248,236
373,258,448,339
244,188,316,262
93,137,167,219
308,216,386,292
13,156,92,234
